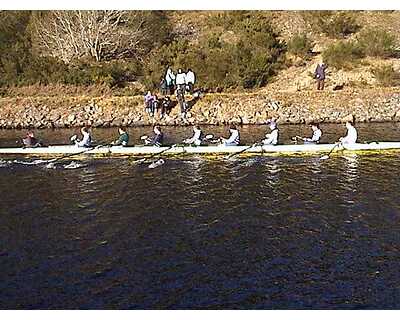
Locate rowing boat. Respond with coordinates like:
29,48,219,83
0,142,400,157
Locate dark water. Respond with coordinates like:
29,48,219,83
1,123,400,309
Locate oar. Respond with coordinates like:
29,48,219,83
224,142,261,159
46,140,112,164
131,144,177,164
320,142,341,160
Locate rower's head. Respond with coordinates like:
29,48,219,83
193,125,200,131
118,127,126,135
229,125,237,132
81,126,88,133
26,131,34,137
310,122,320,131
346,121,354,129
154,125,161,134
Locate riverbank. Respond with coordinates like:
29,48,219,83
0,87,399,129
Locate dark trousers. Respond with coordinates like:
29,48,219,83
317,79,325,90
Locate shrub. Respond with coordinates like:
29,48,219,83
302,11,359,39
287,33,314,58
358,28,396,58
323,41,364,70
371,64,400,86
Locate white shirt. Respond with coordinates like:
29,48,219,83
342,126,357,144
176,72,186,85
165,68,175,81
263,128,279,145
186,128,202,145
224,129,240,145
76,131,91,147
185,71,195,84
305,129,322,143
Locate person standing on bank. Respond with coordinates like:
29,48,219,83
314,61,327,91
175,69,187,94
165,66,176,95
185,69,196,94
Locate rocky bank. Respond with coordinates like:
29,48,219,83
1,88,400,129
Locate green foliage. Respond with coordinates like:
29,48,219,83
302,11,359,39
143,12,286,91
287,33,314,58
357,28,396,58
323,41,364,70
371,64,400,87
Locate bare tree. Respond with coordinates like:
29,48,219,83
32,11,149,63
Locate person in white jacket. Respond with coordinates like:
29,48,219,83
221,125,240,146
165,66,176,94
263,120,279,145
339,121,358,144
72,127,92,148
183,126,203,146
185,69,196,94
175,69,187,94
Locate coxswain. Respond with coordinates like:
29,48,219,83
221,125,240,146
339,121,358,144
112,127,129,146
183,125,203,146
262,120,279,145
301,122,322,144
22,131,42,148
72,126,92,147
145,125,164,147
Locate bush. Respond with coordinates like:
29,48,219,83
323,41,364,70
302,11,359,39
357,28,396,58
287,33,314,58
143,12,286,91
371,64,400,86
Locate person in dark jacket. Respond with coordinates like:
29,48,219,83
314,62,327,90
160,77,168,96
22,131,42,148
112,127,129,146
160,96,172,119
145,125,164,147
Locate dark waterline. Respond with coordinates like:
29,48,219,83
1,123,400,309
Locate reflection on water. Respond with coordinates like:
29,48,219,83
1,125,400,309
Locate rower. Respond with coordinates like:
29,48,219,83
262,120,279,145
301,122,322,144
339,121,358,144
22,131,42,148
221,125,240,146
72,126,92,147
112,127,129,146
183,125,203,146
145,125,164,147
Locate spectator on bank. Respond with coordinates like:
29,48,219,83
160,96,172,119
165,66,175,95
144,91,155,116
160,77,168,96
185,69,196,94
314,61,328,90
175,69,187,94
176,86,187,119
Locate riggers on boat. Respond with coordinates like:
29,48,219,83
1,142,400,158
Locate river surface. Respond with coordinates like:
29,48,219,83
1,123,400,309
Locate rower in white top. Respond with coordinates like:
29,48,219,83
71,127,92,147
183,125,203,146
263,120,279,145
221,125,240,146
339,121,358,144
301,122,322,144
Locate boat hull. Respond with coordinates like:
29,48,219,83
1,142,400,157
